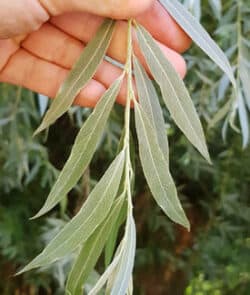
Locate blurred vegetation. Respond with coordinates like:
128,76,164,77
0,0,249,294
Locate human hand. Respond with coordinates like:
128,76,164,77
0,0,191,107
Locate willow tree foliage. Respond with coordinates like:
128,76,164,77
0,0,249,294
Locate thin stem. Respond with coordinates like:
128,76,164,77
123,19,134,212
123,19,133,149
236,0,242,92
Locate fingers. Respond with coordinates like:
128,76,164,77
0,0,49,38
0,0,190,108
0,49,107,107
21,21,186,80
50,13,187,77
41,0,154,19
21,23,84,69
20,23,129,101
51,2,191,54
136,1,192,53
0,39,19,70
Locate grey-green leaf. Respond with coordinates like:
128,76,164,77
110,213,136,295
35,18,115,134
136,24,210,163
17,151,125,274
208,98,233,129
33,77,123,218
105,197,127,267
66,195,125,295
240,62,250,111
88,249,122,295
133,55,169,163
238,92,249,149
159,0,236,88
134,103,190,229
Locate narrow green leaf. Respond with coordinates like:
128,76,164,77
35,19,115,134
136,24,210,163
110,213,136,295
159,0,236,88
88,249,122,295
238,92,249,148
17,151,125,274
127,277,133,295
33,77,123,218
134,103,190,229
133,55,169,163
66,195,125,295
208,98,233,129
208,0,222,20
104,198,127,267
240,62,250,111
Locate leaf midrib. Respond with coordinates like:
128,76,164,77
134,58,157,131
51,21,113,116
136,106,182,220
114,217,135,295
36,155,123,264
45,82,119,209
137,26,206,155
70,200,122,293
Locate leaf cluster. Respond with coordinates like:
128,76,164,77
1,1,242,294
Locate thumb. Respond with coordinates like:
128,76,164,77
41,0,155,19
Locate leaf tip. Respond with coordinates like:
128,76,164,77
30,207,48,220
15,264,30,276
178,214,191,231
33,123,46,136
204,151,212,165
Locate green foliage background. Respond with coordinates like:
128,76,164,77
0,0,249,294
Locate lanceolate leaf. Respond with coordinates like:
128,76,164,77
136,24,210,163
105,198,127,267
35,19,115,134
110,213,136,295
66,195,125,295
133,55,169,163
127,278,134,295
88,250,122,295
17,151,125,274
238,92,249,149
33,77,123,218
159,0,236,88
134,103,190,229
208,98,233,129
240,63,250,111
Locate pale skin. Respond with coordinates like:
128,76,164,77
0,0,191,107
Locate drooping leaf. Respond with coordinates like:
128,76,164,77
218,74,230,101
134,102,190,229
208,0,222,20
133,55,169,163
33,77,123,218
208,98,233,128
127,277,134,295
240,62,250,111
35,19,115,134
238,92,249,148
136,24,210,163
66,195,125,295
88,248,123,295
110,213,136,295
104,197,127,267
159,0,236,88
17,151,125,274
